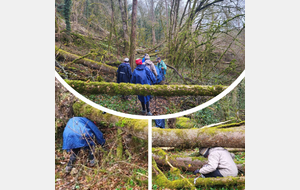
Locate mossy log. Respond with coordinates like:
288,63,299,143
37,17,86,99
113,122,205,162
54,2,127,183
72,101,148,140
152,154,245,173
65,80,227,96
153,173,245,189
55,47,117,73
152,126,245,148
152,157,245,189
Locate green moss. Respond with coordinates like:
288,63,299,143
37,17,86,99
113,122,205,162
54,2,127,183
175,117,197,129
64,79,227,96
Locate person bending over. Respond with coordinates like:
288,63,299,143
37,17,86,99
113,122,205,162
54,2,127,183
193,147,238,178
62,117,106,173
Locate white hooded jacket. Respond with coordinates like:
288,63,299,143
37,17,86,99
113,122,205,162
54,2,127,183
199,147,238,177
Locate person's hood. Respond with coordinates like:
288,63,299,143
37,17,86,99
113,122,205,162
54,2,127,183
119,62,128,67
136,64,146,70
145,59,153,65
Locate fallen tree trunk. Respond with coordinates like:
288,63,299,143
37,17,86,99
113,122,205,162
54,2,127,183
153,174,245,189
72,101,148,140
65,80,227,96
152,154,245,173
152,126,245,148
152,158,245,189
55,47,117,73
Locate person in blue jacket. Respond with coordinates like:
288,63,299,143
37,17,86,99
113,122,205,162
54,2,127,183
117,58,132,100
154,119,165,128
142,53,148,63
62,117,106,173
130,58,156,115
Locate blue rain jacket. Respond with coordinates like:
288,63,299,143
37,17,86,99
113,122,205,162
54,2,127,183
130,64,156,103
62,117,105,152
155,65,165,84
117,63,132,83
155,119,165,129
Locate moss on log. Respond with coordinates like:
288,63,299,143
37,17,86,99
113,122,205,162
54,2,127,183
176,117,197,128
152,157,245,189
72,101,148,140
152,154,245,173
65,80,227,96
55,46,117,73
152,126,245,148
153,174,245,189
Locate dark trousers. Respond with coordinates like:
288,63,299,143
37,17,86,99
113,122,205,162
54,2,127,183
141,101,150,112
67,147,94,167
203,169,223,178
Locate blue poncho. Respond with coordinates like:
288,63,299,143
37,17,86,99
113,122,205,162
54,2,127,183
130,64,156,103
155,119,165,129
62,117,105,152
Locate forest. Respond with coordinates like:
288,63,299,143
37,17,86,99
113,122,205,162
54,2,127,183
55,0,245,115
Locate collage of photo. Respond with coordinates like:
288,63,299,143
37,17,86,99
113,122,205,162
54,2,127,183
55,0,245,189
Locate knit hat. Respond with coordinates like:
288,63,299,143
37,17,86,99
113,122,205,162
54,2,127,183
145,54,150,59
156,57,161,61
124,58,129,62
199,147,210,157
135,59,142,65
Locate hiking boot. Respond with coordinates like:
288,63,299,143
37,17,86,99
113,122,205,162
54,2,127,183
147,112,152,116
89,159,96,167
141,110,146,114
65,166,72,173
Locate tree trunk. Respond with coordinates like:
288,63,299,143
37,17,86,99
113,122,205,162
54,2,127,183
64,0,72,33
152,154,245,173
129,0,138,71
55,47,117,73
118,0,129,55
72,101,148,140
152,126,245,148
65,80,227,97
150,0,156,46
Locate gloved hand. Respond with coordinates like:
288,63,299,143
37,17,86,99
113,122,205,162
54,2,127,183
193,169,200,175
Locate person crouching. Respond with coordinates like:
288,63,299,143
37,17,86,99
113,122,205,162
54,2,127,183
193,147,238,178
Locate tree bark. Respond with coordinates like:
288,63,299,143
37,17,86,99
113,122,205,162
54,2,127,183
129,0,138,71
152,126,245,148
150,0,156,46
118,0,130,55
65,80,227,97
